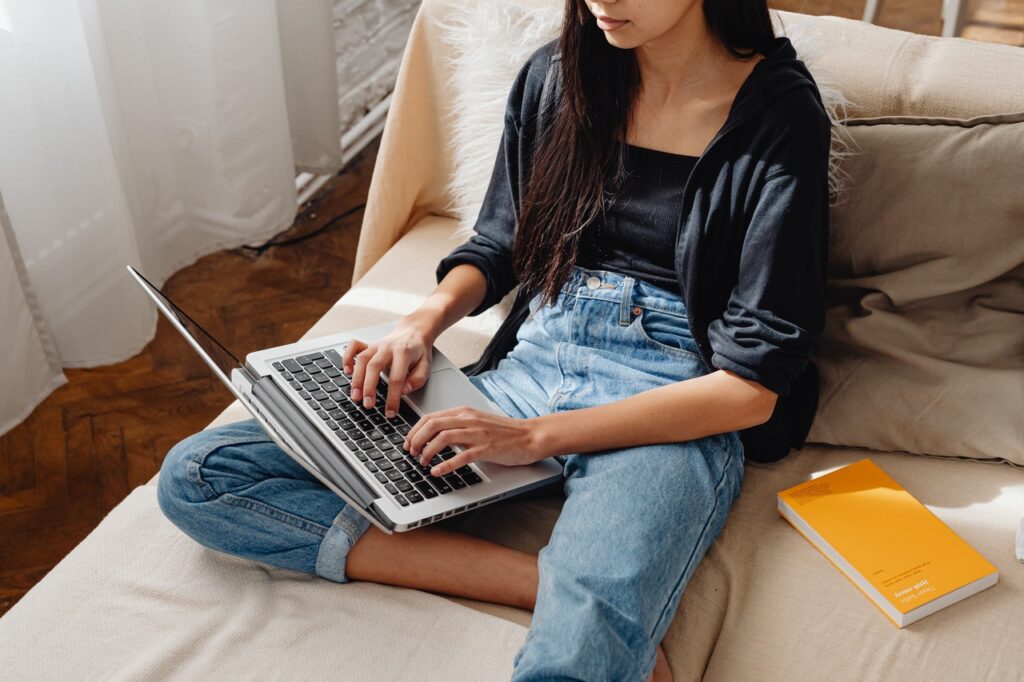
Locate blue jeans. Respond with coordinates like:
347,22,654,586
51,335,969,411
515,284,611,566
158,266,745,681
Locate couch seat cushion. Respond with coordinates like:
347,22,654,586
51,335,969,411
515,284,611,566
0,487,529,679
694,448,1023,680
440,442,1024,680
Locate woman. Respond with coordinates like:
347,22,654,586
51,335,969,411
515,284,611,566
157,0,831,679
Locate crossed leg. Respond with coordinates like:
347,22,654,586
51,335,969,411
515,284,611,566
158,380,740,680
507,437,743,681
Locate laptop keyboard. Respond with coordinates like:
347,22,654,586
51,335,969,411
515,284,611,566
270,347,483,507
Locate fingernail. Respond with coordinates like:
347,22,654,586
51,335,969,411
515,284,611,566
386,409,396,419
431,466,442,476
363,397,372,408
404,382,412,392
351,389,361,401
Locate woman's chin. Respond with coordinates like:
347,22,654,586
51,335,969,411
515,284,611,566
602,32,639,49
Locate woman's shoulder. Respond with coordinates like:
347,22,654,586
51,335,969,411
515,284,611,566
521,37,561,94
753,85,832,176
765,86,830,131
506,37,562,124
525,36,561,70
752,38,831,130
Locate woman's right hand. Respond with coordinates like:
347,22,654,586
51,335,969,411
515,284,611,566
341,317,435,419
341,263,488,418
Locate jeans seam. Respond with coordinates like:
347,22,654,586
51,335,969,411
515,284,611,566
567,289,580,345
220,493,330,538
633,302,688,318
548,292,579,411
548,342,566,411
316,506,372,582
619,276,635,326
185,433,274,502
647,448,734,640
573,295,685,316
573,291,624,305
332,508,366,542
631,314,703,362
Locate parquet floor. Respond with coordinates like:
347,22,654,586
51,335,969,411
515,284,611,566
2,0,1022,619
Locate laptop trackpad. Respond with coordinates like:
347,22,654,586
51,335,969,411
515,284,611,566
405,368,500,416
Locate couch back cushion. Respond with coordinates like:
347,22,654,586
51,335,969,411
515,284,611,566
807,114,1024,464
773,12,1024,119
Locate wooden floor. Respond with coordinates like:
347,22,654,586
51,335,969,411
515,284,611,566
2,1,1022,619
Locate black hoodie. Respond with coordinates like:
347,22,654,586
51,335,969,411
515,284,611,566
435,36,832,463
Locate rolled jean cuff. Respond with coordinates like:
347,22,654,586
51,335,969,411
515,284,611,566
314,505,372,583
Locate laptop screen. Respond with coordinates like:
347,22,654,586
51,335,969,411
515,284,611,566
128,267,242,382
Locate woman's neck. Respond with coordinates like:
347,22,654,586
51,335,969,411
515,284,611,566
633,7,742,108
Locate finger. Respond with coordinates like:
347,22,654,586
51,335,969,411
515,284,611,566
348,342,376,401
416,411,480,463
349,345,375,402
429,447,477,477
384,346,412,419
402,406,455,446
405,411,462,454
418,430,472,470
404,406,474,452
360,348,392,409
404,356,431,394
341,339,367,375
406,414,465,456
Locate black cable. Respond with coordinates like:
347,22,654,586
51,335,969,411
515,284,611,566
239,202,366,256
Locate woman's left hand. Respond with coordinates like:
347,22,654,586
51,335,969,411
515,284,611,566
402,406,547,477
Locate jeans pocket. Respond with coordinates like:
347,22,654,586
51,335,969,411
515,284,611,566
633,307,701,360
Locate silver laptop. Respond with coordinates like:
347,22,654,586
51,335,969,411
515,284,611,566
128,266,562,534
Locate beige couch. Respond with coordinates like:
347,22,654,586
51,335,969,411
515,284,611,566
2,2,1022,680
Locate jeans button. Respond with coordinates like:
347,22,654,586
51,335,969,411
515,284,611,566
586,276,600,290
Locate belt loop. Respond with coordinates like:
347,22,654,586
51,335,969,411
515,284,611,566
619,276,635,326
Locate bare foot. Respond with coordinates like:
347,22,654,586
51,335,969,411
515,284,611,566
646,643,673,682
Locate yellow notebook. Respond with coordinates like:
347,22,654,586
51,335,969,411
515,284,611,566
777,458,998,627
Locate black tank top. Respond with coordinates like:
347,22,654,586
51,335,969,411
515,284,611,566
576,141,698,292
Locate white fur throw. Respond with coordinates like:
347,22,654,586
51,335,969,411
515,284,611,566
432,4,853,242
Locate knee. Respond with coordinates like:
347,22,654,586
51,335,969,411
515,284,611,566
156,429,216,529
156,420,267,528
514,558,655,681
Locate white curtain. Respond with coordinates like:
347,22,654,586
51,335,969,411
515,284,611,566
0,0,341,436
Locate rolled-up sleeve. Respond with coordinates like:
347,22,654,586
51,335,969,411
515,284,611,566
707,134,830,397
435,113,522,317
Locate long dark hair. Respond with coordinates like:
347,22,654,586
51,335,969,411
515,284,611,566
513,0,775,305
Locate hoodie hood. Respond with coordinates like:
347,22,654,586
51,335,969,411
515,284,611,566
731,36,825,120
